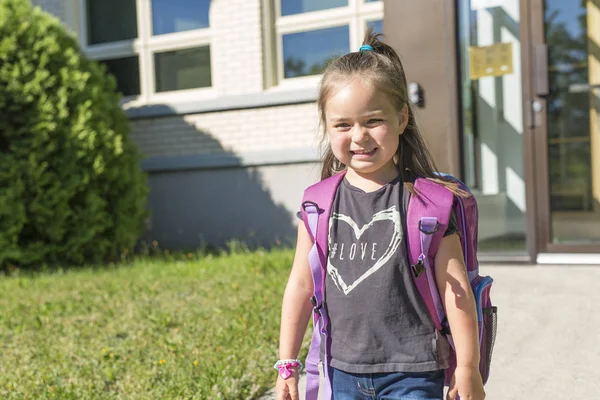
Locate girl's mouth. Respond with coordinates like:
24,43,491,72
350,148,377,158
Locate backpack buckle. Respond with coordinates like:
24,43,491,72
310,295,323,315
412,259,425,278
418,220,439,235
302,201,321,213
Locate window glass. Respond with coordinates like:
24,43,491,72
99,56,140,96
281,0,347,16
282,26,349,78
154,47,212,92
457,0,526,252
152,0,210,35
86,0,137,45
367,19,383,34
543,0,600,243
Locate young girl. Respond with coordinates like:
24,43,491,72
274,31,485,400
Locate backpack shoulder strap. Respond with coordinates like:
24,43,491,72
300,171,345,400
406,177,454,331
300,171,346,245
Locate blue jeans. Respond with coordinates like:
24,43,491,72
330,368,444,400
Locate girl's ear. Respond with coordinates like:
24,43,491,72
398,105,409,135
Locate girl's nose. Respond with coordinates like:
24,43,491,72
351,125,369,143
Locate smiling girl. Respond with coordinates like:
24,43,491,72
274,31,485,400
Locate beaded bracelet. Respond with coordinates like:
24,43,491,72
273,359,303,380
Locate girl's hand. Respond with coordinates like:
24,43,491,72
447,366,485,400
275,370,300,400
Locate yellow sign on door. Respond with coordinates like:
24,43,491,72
469,42,514,79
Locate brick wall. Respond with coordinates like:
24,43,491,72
130,103,320,159
210,0,264,95
30,0,67,25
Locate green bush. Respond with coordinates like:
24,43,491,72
0,0,148,269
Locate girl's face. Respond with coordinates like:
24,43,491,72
325,78,408,185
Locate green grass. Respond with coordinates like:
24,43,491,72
0,249,311,399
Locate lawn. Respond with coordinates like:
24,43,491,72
0,248,311,399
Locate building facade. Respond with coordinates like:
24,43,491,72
32,0,600,264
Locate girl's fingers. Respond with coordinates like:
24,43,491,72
446,387,458,400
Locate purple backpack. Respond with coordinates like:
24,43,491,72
300,171,497,399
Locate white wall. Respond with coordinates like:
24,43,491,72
210,0,264,95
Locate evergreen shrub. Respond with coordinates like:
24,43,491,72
0,0,149,269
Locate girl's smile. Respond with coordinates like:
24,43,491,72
350,148,377,158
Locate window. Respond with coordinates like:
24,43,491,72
152,0,210,35
81,0,212,101
86,0,138,45
270,0,384,84
280,0,347,16
154,47,212,92
100,56,141,96
283,26,350,78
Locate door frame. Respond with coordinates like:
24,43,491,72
522,0,600,256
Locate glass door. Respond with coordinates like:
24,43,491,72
531,0,600,251
457,0,528,255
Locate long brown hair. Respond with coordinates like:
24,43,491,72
317,30,466,196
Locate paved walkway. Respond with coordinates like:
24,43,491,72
260,264,600,399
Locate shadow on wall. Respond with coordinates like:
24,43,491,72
129,105,298,251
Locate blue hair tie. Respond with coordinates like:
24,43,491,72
359,45,373,52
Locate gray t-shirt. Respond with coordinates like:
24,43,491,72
324,176,451,374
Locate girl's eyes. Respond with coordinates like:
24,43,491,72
334,119,384,129
334,123,351,129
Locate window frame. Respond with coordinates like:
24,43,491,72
267,0,384,90
78,0,214,106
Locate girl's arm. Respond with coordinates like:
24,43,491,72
275,222,314,400
279,221,314,358
434,233,485,399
